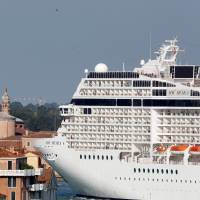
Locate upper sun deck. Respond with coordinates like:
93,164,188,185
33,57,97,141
83,39,200,89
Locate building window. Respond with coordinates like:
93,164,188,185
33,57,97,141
8,161,12,170
27,142,30,147
8,177,16,188
11,192,15,200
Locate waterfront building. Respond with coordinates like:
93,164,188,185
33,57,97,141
0,148,43,199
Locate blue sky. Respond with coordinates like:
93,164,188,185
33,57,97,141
0,0,199,103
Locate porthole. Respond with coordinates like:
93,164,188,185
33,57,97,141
157,169,159,174
97,155,100,160
152,169,154,173
89,155,91,159
161,169,164,174
80,154,82,159
102,155,104,160
93,155,95,159
106,155,109,160
138,168,141,173
134,168,136,173
111,155,113,160
147,168,150,173
171,169,173,174
143,168,145,173
84,155,86,159
175,170,178,175
166,169,168,174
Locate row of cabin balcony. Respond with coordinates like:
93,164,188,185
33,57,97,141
158,110,200,116
64,125,150,133
83,80,175,88
157,135,200,143
79,89,151,96
68,142,132,150
63,118,151,125
67,134,149,141
91,108,151,116
159,118,200,125
158,126,200,132
60,107,151,116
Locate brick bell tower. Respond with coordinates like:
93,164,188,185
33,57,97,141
1,88,10,114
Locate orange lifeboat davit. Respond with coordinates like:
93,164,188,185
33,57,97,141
155,145,167,153
170,145,189,152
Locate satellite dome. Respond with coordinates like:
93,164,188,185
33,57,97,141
95,63,108,72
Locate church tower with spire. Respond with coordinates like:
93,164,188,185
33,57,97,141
1,88,10,114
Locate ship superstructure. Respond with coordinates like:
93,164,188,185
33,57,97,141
36,39,200,200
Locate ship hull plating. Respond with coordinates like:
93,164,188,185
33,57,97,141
39,146,200,200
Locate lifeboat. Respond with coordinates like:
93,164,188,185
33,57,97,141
170,145,189,152
189,146,200,154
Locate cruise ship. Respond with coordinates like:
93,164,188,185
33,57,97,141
36,39,200,200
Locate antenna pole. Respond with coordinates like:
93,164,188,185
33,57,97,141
122,62,125,72
149,32,152,60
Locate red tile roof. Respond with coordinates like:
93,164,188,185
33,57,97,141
0,148,24,158
23,131,56,138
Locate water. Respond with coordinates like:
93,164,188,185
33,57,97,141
57,179,106,200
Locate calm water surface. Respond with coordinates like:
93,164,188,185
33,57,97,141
57,179,107,200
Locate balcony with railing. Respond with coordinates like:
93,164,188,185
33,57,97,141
0,168,43,176
28,183,46,191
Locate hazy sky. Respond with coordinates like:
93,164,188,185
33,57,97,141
0,0,200,103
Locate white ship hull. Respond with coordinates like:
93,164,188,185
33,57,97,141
35,39,200,200
38,145,200,200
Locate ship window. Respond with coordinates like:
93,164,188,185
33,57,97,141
166,169,168,174
102,155,104,160
171,170,173,174
138,168,141,173
147,168,150,173
84,155,86,159
84,108,87,114
157,169,159,174
97,155,100,160
134,168,136,173
152,169,154,173
80,155,82,159
88,155,91,159
111,156,113,160
161,169,164,174
93,155,95,160
106,155,109,160
64,108,68,114
175,170,178,174
143,168,145,173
